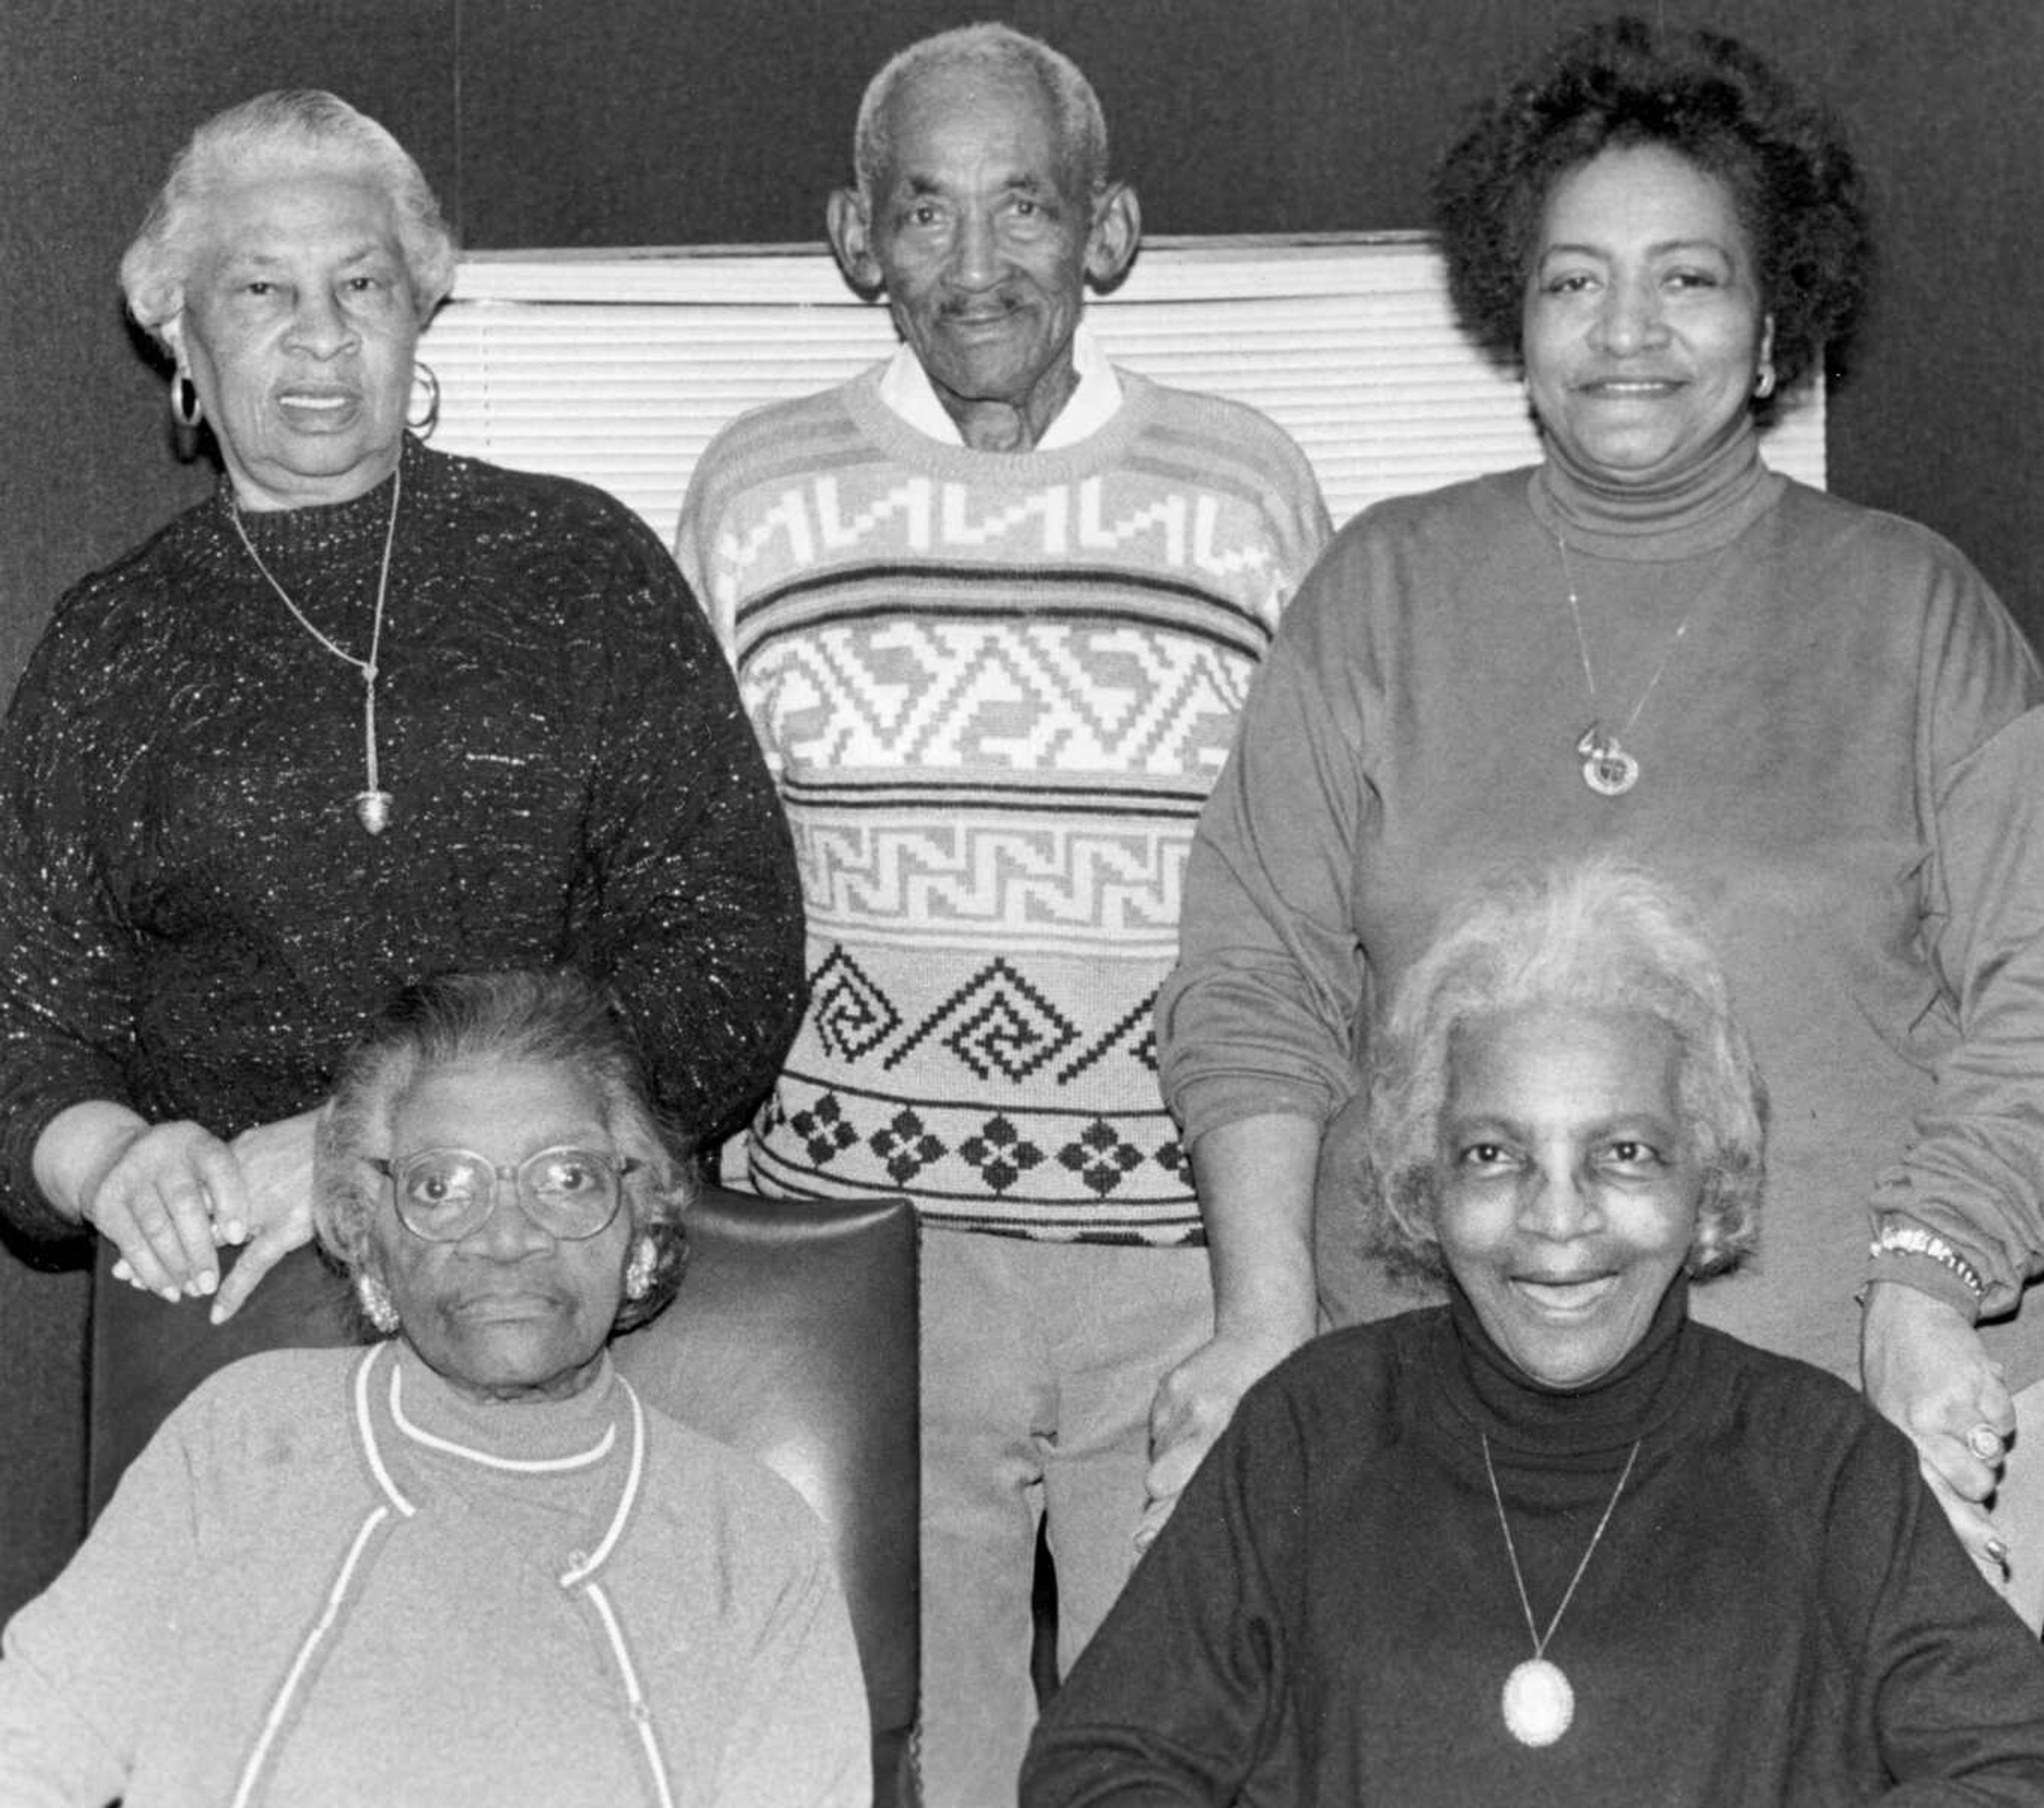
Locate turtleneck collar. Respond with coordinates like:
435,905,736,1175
356,1343,648,1589
1435,1272,1699,1461
1529,417,1783,562
383,1337,627,1469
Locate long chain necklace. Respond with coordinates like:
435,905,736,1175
1556,533,1710,798
1481,1432,1643,1748
229,463,402,835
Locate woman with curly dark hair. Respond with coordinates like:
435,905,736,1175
1150,16,2044,1629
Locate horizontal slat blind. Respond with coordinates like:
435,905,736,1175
426,233,1823,544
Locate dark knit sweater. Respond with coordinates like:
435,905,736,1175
1022,1280,2044,1805
0,437,804,1237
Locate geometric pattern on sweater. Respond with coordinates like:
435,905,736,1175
679,365,1330,1239
749,1078,1192,1239
759,943,1188,1237
805,948,1159,1084
744,603,1269,783
717,476,1295,615
790,814,1192,949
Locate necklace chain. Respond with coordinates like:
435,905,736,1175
1557,535,1692,744
228,463,402,833
1481,1432,1642,1658
1556,533,1703,741
1556,533,1725,796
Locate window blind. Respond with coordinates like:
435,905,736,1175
425,232,1824,544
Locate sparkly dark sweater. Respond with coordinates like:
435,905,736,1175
0,438,804,1240
1023,1280,2044,1805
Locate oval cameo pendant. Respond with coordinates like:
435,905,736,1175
1501,1657,1575,1747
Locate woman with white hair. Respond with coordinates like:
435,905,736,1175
0,91,803,1323
1027,860,2044,1804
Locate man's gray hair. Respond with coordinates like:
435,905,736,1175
853,22,1109,208
120,89,458,347
1354,856,1765,1285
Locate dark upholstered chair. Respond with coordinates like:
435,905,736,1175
87,1185,918,1808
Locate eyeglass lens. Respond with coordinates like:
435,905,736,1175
392,1147,623,1242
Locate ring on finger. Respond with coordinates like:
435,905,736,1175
1967,1424,2006,1461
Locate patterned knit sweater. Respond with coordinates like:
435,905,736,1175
678,366,1329,1242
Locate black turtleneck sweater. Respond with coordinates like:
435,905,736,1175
1023,1283,2044,1805
0,438,804,1237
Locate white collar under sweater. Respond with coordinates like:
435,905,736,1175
875,319,1124,449
227,1342,670,1808
354,1341,647,1586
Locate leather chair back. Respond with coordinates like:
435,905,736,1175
88,1185,918,1807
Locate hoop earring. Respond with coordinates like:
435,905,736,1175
170,369,202,429
1753,365,1777,401
407,361,441,437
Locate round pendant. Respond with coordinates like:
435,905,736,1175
1574,726,1639,797
355,789,394,835
1581,747,1639,796
1501,1656,1575,1747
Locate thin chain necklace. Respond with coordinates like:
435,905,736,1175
229,462,402,835
1556,532,1713,798
1481,1432,1642,1747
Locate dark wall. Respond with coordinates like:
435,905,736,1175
6,0,2041,687
3,0,2039,1615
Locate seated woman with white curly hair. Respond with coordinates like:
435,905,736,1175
0,968,867,1808
1025,859,2044,1805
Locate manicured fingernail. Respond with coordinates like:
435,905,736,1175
112,1259,131,1281
224,1220,247,1244
159,1286,180,1303
197,1271,218,1297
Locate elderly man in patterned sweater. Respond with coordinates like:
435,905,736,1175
675,24,1330,1803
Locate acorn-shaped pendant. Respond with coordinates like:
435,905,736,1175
1501,1657,1574,1747
355,789,394,835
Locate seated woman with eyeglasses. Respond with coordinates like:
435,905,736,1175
0,968,869,1808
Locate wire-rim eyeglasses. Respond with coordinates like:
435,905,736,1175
369,1145,638,1243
